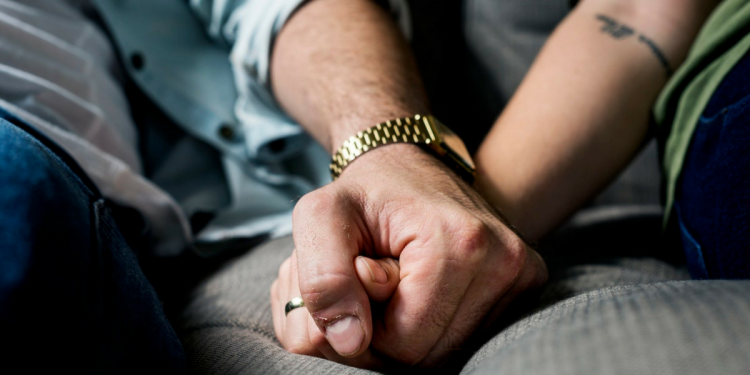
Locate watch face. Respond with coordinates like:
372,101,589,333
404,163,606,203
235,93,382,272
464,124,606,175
436,121,476,170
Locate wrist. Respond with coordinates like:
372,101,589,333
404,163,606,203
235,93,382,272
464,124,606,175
338,143,450,181
327,110,427,155
330,114,476,183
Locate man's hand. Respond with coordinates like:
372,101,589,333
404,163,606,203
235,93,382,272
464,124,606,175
271,251,401,368
272,145,547,367
269,0,545,367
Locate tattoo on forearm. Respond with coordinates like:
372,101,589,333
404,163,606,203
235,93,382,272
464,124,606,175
595,14,673,76
596,14,634,39
638,35,674,76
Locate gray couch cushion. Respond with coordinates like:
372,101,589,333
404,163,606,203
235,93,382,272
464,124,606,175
176,228,746,375
464,280,750,375
179,236,378,375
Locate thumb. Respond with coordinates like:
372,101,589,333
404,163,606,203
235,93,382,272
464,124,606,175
293,190,373,358
355,256,401,302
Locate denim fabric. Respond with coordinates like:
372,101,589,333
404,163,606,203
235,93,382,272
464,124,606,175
677,51,750,279
0,113,185,373
87,0,332,256
675,203,710,279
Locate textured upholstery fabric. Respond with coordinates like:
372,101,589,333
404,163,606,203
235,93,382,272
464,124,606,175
179,236,377,375
465,280,750,375
178,232,750,375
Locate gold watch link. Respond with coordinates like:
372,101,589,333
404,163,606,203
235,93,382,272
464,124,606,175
329,114,476,182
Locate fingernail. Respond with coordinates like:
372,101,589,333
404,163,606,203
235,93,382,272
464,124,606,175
356,256,388,284
325,315,364,356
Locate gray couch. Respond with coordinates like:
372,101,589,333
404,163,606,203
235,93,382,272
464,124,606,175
178,224,750,374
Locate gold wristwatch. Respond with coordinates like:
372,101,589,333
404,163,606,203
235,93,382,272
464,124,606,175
329,114,476,183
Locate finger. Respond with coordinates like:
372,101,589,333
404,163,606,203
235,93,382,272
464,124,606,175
372,221,478,365
271,278,283,342
480,247,548,327
284,253,325,357
276,252,388,368
286,254,386,368
354,256,401,302
422,240,548,366
292,188,373,358
373,216,508,365
272,256,294,346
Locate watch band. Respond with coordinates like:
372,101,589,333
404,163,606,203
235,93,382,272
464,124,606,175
330,114,446,180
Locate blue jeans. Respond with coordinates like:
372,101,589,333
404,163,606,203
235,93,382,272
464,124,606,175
677,51,750,279
0,112,185,373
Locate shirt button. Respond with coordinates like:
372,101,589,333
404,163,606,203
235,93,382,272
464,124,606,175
130,52,145,71
218,124,236,141
247,64,258,79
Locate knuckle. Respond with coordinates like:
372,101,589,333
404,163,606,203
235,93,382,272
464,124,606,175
449,217,491,265
293,189,337,223
487,234,531,286
504,236,528,271
298,271,354,312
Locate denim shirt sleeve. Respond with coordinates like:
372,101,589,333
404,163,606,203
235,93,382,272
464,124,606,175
189,0,412,162
188,0,308,162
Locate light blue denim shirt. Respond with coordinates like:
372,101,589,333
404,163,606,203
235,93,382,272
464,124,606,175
85,0,409,256
85,0,330,256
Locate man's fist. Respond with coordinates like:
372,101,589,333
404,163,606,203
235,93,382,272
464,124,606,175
271,144,548,367
272,253,401,368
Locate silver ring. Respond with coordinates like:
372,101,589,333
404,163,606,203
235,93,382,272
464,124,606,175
285,297,306,316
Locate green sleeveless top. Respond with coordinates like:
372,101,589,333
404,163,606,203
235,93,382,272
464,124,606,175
654,0,750,227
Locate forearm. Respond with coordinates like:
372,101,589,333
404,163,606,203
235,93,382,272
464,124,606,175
475,0,719,241
271,0,429,154
270,1,549,366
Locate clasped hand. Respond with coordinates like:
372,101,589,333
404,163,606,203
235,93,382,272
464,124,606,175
271,145,547,368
